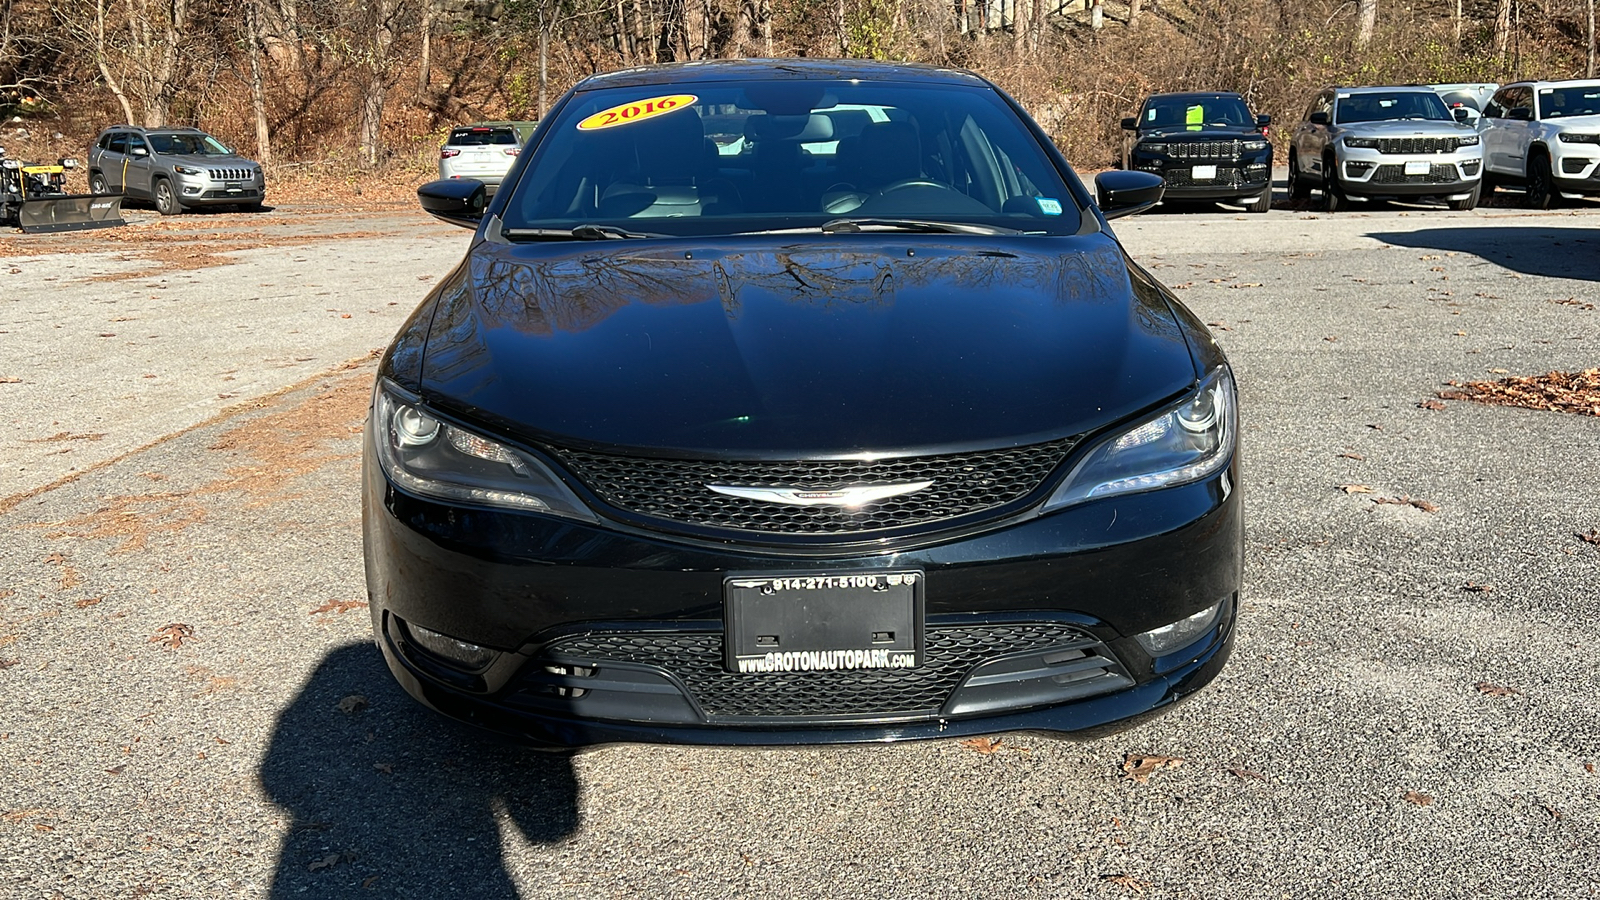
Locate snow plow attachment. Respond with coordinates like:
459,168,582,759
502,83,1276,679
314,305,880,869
15,192,125,233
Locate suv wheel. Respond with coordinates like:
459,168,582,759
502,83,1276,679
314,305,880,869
154,178,182,216
1525,154,1555,210
1322,155,1345,212
1448,181,1481,212
1288,154,1311,200
1246,188,1272,213
89,172,109,195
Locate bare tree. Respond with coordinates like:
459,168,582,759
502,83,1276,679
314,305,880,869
1589,0,1595,77
245,0,270,164
1355,0,1377,46
1494,0,1511,58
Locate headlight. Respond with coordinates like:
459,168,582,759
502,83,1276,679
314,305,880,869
173,165,203,176
1137,142,1167,154
372,378,597,521
1044,366,1236,510
1455,134,1480,147
1343,136,1378,148
1243,140,1269,151
1557,132,1600,144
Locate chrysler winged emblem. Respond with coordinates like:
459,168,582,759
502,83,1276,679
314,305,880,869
706,481,933,508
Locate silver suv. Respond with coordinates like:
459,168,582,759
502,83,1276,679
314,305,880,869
1478,80,1600,208
88,126,265,215
1288,86,1484,211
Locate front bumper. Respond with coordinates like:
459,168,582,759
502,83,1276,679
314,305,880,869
362,437,1244,747
1131,153,1272,202
1553,147,1600,194
175,174,265,205
1335,147,1481,197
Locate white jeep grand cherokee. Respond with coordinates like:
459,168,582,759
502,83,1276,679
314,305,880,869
1478,80,1600,208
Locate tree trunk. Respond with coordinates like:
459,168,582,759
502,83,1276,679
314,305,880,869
1589,0,1596,77
247,0,272,165
417,0,432,92
94,0,136,123
1494,0,1511,57
538,6,548,117
1355,0,1377,46
1128,0,1141,24
1012,0,1025,50
1090,0,1102,30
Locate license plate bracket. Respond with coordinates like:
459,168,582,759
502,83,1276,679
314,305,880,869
724,572,923,674
1404,160,1431,176
1191,164,1218,180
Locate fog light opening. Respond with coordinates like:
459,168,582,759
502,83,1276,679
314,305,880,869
1134,598,1226,657
407,622,497,671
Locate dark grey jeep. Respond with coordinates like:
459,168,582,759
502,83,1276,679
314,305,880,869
88,125,266,214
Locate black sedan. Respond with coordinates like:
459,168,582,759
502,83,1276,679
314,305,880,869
366,59,1240,747
1121,92,1274,211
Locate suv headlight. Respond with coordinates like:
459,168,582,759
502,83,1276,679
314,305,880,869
1343,136,1378,149
173,164,203,176
372,379,597,521
1455,134,1480,147
1557,132,1600,144
1136,142,1167,154
1044,366,1237,510
1242,139,1269,151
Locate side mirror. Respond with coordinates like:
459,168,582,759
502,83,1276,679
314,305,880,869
131,146,149,157
1256,113,1272,127
1452,107,1471,123
1120,117,1138,131
1094,170,1164,220
1507,107,1532,121
1308,111,1330,126
418,178,487,229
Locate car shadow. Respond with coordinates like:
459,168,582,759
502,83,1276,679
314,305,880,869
1367,226,1600,282
261,642,580,898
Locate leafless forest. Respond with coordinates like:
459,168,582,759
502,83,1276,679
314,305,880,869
1,0,1596,171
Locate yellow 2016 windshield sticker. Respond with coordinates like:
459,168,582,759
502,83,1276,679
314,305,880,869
577,94,698,131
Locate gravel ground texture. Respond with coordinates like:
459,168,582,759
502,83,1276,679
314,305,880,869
1,198,1598,899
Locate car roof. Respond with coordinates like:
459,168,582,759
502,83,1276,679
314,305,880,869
1144,92,1247,102
573,58,989,92
1503,79,1600,89
99,125,206,134
1331,86,1443,96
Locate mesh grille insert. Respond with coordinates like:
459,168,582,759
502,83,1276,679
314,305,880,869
537,623,1123,721
548,439,1076,535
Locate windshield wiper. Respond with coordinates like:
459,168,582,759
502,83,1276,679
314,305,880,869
499,224,667,241
818,218,1024,236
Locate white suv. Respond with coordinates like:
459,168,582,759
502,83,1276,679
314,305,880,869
1288,86,1484,211
1478,80,1600,208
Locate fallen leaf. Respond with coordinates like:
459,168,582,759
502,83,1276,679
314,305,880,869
105,765,125,775
363,876,381,889
0,376,20,384
33,824,53,832
1339,484,1374,494
1460,582,1495,593
1403,790,1434,806
1373,496,1439,512
310,599,369,616
1338,452,1366,460
1542,803,1562,820
1226,767,1266,781
1121,752,1184,784
959,737,1004,755
1488,367,1509,374
308,854,342,872
1577,529,1600,546
336,694,369,715
1418,399,1446,411
74,597,103,609
1101,873,1152,893
1474,681,1520,697
1324,335,1339,342
373,762,393,774
1230,282,1262,289
1584,762,1594,774
148,623,194,649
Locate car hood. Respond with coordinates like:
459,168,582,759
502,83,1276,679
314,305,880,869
165,153,255,167
1337,120,1474,137
415,233,1198,456
1137,127,1261,141
1547,113,1600,129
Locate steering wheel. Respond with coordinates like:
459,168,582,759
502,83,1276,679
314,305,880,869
872,178,949,196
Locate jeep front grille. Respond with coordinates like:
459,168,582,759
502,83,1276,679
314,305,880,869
1373,137,1462,154
206,168,253,181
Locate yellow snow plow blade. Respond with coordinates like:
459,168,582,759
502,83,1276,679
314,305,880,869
17,192,125,233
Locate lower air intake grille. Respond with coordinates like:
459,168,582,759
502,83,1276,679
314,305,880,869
548,439,1076,535
535,622,1126,722
1370,163,1460,184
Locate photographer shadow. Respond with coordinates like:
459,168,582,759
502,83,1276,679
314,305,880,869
261,642,579,899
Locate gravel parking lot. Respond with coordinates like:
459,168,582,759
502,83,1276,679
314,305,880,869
1,200,1597,899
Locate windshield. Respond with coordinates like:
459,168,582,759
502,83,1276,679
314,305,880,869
1335,92,1452,124
449,128,520,146
148,133,232,155
501,80,1081,237
1139,96,1253,129
1539,86,1600,118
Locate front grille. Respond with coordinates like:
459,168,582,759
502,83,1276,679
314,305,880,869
206,168,253,181
549,439,1076,536
1165,166,1248,186
533,623,1125,721
1369,163,1460,184
1373,137,1460,154
200,189,261,199
1166,140,1243,159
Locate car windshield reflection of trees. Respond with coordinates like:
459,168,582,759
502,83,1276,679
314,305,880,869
1367,226,1600,282
261,643,579,899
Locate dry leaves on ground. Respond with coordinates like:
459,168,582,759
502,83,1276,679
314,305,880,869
1374,496,1439,513
310,599,369,616
1439,368,1600,417
1226,767,1267,781
1121,753,1184,784
1403,790,1434,807
1101,874,1152,894
1577,529,1600,546
1339,484,1374,494
1460,582,1495,593
148,623,193,649
336,694,368,715
1418,399,1447,410
959,737,1005,755
1475,681,1520,697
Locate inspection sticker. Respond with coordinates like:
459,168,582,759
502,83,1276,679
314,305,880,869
577,94,698,131
1037,197,1063,215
